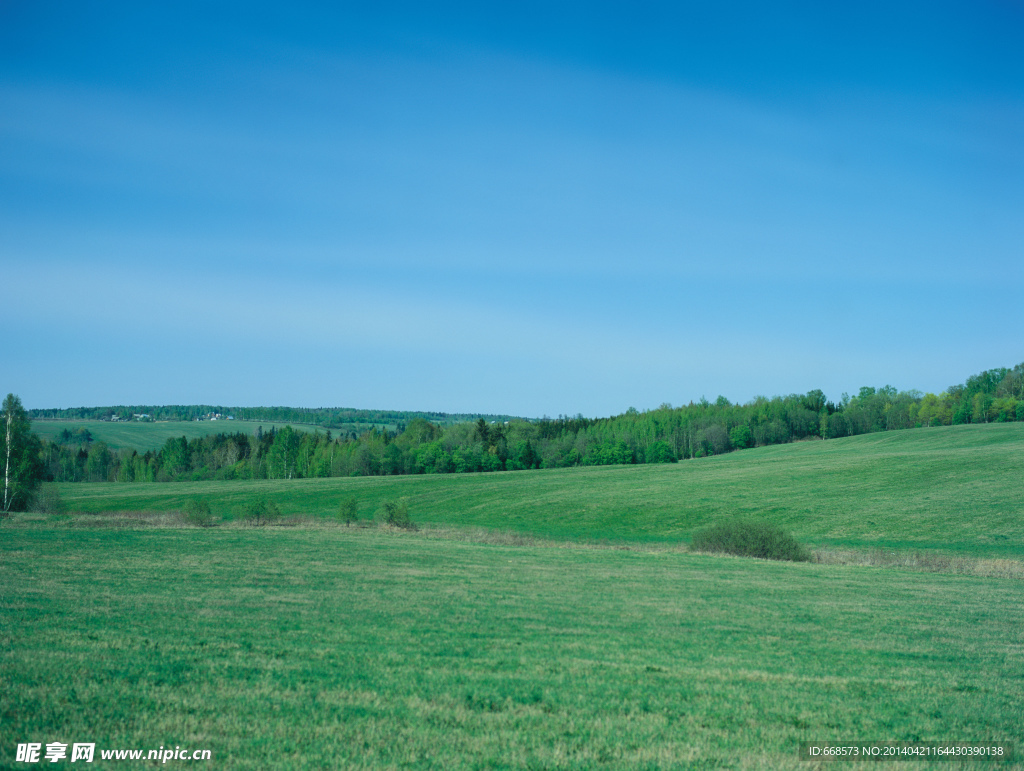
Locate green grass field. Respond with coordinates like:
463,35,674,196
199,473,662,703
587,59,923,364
3,423,1022,769
1,526,1021,769
29,419,332,451
54,423,1024,558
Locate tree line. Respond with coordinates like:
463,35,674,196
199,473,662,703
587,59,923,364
22,361,1023,488
26,403,521,430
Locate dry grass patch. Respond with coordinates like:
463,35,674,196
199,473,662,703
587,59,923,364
813,547,1024,580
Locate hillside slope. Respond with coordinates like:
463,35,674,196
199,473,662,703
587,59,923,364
57,423,1024,556
30,418,327,452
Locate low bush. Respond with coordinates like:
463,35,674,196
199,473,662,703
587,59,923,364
337,497,359,526
377,498,415,530
183,498,214,527
690,517,810,562
31,484,66,515
244,496,282,526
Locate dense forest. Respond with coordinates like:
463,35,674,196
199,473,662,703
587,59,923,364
34,363,1024,484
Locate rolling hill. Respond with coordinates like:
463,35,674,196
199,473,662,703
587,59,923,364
54,422,1024,558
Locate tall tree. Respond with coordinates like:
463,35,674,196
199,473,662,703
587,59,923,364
2,394,43,513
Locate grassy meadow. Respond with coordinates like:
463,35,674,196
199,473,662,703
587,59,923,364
52,423,1024,558
3,423,1023,768
29,419,333,452
1,526,1022,769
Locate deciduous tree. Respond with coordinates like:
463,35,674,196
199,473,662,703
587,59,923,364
2,394,44,513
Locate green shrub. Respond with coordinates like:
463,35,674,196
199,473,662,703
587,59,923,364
377,498,414,530
644,441,676,463
690,517,810,562
31,484,66,515
729,425,752,450
183,498,214,527
244,496,282,526
337,497,359,526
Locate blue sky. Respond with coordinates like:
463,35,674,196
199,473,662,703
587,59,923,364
2,1,1022,416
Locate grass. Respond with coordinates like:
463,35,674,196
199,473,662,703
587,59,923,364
1,525,1021,769
29,419,333,452
5,423,1022,768
53,423,1024,559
